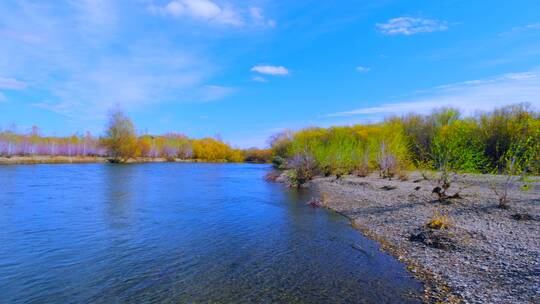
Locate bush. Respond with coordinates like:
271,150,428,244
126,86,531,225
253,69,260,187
272,156,287,169
312,127,365,178
371,119,410,179
227,149,245,163
287,151,317,187
376,141,397,179
281,121,410,180
430,116,487,173
192,138,242,162
490,137,536,208
269,130,293,159
429,117,485,201
244,148,273,163
353,149,370,177
401,113,435,165
427,210,452,230
478,103,537,171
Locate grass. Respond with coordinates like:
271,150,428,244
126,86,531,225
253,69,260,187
427,210,452,230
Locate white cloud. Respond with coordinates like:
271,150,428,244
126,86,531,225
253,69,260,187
0,77,27,90
151,0,244,26
252,76,267,82
327,69,540,118
356,66,370,73
377,17,448,36
251,65,289,76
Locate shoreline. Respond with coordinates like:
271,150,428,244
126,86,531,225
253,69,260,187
277,171,539,303
0,156,251,165
0,156,109,165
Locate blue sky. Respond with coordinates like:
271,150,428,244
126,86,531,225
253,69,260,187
1,0,540,147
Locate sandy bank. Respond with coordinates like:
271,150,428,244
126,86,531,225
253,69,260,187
279,172,539,303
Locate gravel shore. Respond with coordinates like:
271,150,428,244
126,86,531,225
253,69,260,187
285,172,539,303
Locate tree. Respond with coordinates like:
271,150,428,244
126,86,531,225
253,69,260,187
103,109,137,162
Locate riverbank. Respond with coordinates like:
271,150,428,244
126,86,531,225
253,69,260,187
278,171,539,303
0,156,238,165
0,156,109,164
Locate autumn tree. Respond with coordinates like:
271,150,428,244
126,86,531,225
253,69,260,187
103,109,138,162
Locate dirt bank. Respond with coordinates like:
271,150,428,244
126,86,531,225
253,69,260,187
282,172,539,303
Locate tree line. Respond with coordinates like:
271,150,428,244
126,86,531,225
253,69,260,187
269,103,540,186
2,104,538,170
0,109,272,163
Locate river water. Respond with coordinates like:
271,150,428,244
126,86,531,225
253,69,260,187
0,163,422,303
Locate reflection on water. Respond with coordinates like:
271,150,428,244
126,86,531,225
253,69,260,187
0,163,422,303
104,165,137,229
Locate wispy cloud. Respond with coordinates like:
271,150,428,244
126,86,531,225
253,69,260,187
252,76,268,82
149,0,244,26
356,66,370,73
148,1,277,28
0,1,246,121
525,23,540,30
377,17,448,36
0,77,27,90
500,22,540,36
327,69,540,118
30,42,207,119
69,0,117,31
249,7,276,28
251,65,289,76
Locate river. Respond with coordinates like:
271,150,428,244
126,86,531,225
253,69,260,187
0,163,422,303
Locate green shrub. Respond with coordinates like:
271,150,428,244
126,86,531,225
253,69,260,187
370,119,410,178
478,103,536,171
270,103,538,179
431,119,488,173
269,130,293,159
